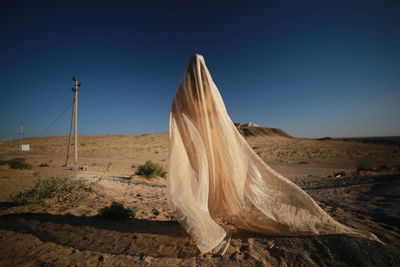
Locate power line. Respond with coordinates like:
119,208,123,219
0,123,21,141
39,87,71,112
0,130,15,141
35,101,73,137
1,88,74,141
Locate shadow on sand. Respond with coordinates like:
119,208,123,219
0,212,198,258
0,202,21,210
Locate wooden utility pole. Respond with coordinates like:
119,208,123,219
65,77,80,167
64,103,75,166
73,77,79,166
19,121,24,151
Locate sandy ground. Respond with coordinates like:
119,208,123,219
0,133,399,266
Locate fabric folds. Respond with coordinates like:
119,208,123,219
168,54,378,253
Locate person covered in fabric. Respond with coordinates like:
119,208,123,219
168,54,380,254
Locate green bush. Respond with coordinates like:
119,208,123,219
38,163,50,167
7,158,32,169
99,201,136,220
135,160,167,178
11,177,95,204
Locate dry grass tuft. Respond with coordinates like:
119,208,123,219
11,177,96,204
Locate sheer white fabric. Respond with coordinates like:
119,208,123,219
168,54,378,253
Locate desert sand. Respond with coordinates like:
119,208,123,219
0,129,399,266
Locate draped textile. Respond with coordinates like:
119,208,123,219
168,54,378,253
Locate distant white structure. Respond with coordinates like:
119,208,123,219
244,122,260,127
21,144,30,151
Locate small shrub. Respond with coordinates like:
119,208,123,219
11,177,95,204
298,161,309,165
99,201,136,220
38,163,50,167
379,164,390,170
8,158,32,169
0,160,8,166
355,158,380,172
135,160,166,178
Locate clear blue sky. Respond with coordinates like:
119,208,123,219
1,0,399,139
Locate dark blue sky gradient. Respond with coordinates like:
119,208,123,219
1,0,399,139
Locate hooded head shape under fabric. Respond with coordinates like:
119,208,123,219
168,54,379,253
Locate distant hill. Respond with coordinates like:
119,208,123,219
234,122,292,138
318,136,400,147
